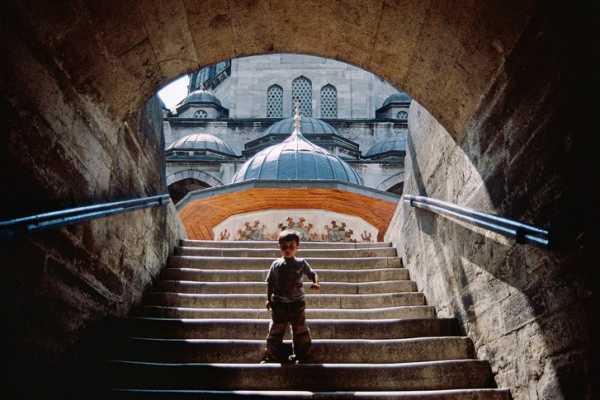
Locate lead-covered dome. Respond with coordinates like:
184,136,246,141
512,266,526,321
232,113,362,185
382,92,411,108
180,89,222,107
365,137,407,158
264,116,337,135
167,133,237,156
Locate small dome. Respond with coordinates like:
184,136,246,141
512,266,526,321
382,92,411,108
180,89,222,107
365,137,407,158
232,114,362,185
265,116,337,135
167,133,236,156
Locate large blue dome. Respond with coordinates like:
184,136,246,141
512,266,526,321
264,116,337,135
232,117,362,185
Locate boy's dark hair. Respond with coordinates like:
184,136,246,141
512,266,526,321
278,229,300,245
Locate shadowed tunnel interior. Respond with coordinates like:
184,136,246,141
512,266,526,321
0,1,589,399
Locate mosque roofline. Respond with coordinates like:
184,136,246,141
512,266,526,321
175,102,230,114
165,157,404,165
175,179,401,210
164,116,408,127
243,132,359,149
375,102,411,114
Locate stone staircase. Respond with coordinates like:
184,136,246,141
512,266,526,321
108,239,509,399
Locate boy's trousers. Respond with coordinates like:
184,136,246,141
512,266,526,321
265,300,312,361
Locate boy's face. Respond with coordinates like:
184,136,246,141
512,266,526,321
279,240,298,258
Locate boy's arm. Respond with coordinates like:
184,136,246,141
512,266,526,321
303,259,319,287
265,263,274,309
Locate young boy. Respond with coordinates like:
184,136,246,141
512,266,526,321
261,229,320,364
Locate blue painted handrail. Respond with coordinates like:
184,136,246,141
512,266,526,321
404,195,550,248
0,194,170,238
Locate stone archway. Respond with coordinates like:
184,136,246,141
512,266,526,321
1,2,587,399
166,169,223,187
2,1,536,140
376,172,404,194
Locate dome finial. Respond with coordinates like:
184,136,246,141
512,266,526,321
293,99,302,134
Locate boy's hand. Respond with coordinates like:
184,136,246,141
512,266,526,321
310,282,320,290
265,300,272,310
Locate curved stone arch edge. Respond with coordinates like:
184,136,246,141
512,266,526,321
166,169,224,187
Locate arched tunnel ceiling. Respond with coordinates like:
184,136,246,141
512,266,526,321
9,0,535,139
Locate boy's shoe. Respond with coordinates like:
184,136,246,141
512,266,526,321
291,353,311,364
281,354,296,365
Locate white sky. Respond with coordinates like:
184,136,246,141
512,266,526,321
158,75,190,112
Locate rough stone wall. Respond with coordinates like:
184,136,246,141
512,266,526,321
384,7,588,395
1,18,186,398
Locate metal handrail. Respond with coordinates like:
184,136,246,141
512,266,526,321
404,195,550,248
0,194,170,238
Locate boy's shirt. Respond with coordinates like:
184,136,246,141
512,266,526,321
266,256,317,303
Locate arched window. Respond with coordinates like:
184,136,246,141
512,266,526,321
320,84,337,118
266,84,283,118
193,109,208,119
396,110,408,120
291,76,312,116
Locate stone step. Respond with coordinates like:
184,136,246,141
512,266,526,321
126,318,459,339
155,280,418,294
108,360,494,391
121,337,475,364
143,292,426,309
168,256,402,269
137,305,435,320
110,388,510,400
181,240,393,249
176,246,398,258
161,268,409,283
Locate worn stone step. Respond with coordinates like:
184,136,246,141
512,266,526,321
161,268,409,283
108,360,494,391
126,318,460,339
155,280,418,294
122,337,475,363
110,388,510,400
181,240,393,249
176,246,398,258
168,256,402,269
137,305,435,320
144,292,426,309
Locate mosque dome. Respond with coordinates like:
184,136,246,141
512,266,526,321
180,89,222,107
382,92,412,108
232,112,362,185
167,133,237,156
264,116,337,135
364,137,407,158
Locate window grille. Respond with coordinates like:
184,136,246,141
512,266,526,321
266,85,283,118
320,84,337,118
292,76,312,116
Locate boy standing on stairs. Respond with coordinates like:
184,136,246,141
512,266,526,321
261,229,320,364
